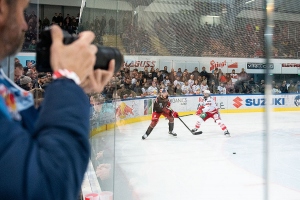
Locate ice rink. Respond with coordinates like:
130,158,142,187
90,111,300,200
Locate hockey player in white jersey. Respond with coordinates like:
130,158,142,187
192,90,230,136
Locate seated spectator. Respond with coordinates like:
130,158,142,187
209,80,218,94
200,80,209,94
218,82,227,94
147,81,159,96
181,81,192,95
272,84,281,94
175,84,183,95
141,82,150,96
167,83,175,95
288,83,297,93
28,39,36,50
240,82,251,94
133,81,143,96
280,81,288,93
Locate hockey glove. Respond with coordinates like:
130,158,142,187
167,101,171,108
196,106,204,115
171,111,179,118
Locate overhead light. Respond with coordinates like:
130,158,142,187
207,15,220,17
245,0,255,4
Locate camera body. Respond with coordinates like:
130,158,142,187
36,28,123,73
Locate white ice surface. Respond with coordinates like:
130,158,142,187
91,112,300,200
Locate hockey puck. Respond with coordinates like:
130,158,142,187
233,152,236,154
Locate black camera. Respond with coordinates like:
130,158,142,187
36,28,124,73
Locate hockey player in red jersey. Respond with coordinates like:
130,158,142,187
142,90,179,140
192,90,230,136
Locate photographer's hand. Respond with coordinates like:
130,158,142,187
50,25,97,83
80,60,115,93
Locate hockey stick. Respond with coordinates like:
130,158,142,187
179,114,193,117
177,116,202,135
168,108,202,135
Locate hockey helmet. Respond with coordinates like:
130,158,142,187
203,90,210,97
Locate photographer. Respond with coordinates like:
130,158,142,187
0,0,114,199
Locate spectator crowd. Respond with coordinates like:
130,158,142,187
100,66,300,101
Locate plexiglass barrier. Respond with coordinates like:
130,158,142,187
14,0,300,199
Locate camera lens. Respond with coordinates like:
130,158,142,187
94,46,124,73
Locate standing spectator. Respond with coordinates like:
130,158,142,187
100,16,106,36
160,66,169,78
42,17,50,28
52,13,59,24
169,68,176,84
176,68,183,77
108,16,115,34
14,63,24,86
64,14,71,25
230,69,238,85
239,68,248,82
200,66,209,82
57,13,63,24
192,67,200,80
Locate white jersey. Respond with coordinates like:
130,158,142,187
199,96,218,114
174,80,183,87
217,86,226,94
188,79,194,87
200,84,209,94
192,85,201,93
147,86,158,95
181,84,192,94
230,73,239,84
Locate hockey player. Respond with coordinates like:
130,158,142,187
142,90,179,140
192,90,230,136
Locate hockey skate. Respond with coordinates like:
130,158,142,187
142,133,148,140
191,128,203,135
224,130,230,137
169,131,177,137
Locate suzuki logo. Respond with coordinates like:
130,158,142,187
233,97,243,108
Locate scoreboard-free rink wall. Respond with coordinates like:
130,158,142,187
90,94,300,136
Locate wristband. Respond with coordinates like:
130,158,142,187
53,69,81,85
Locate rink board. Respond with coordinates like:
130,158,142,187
90,94,300,136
